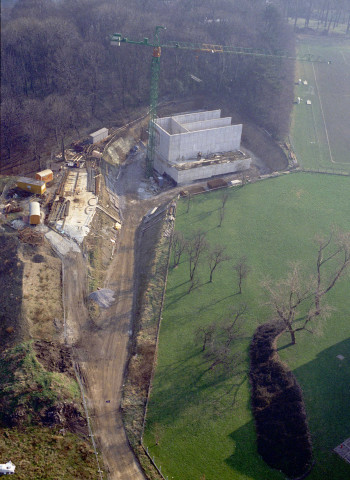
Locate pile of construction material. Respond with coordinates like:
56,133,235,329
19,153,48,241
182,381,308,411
4,201,22,214
19,227,44,245
207,178,228,189
47,198,70,225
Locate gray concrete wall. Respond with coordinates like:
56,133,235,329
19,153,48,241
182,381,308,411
184,117,232,132
172,110,221,125
154,156,251,185
155,123,170,162
156,117,171,132
167,124,242,162
170,118,188,134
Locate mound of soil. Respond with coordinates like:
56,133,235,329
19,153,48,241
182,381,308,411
0,342,87,436
88,288,115,308
33,340,75,378
207,178,228,189
42,402,87,436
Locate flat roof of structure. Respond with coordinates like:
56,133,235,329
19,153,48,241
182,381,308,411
166,150,250,171
17,177,45,186
90,128,108,137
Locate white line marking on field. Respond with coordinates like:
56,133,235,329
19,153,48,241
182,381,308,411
309,47,335,164
340,50,349,65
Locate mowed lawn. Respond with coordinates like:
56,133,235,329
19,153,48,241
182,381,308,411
144,173,350,480
291,36,350,172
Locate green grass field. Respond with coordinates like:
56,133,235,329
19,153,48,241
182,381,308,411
144,174,350,480
291,36,350,173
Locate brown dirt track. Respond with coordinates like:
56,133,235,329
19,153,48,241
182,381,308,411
62,151,180,479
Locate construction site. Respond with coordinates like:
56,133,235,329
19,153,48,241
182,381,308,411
0,23,299,480
0,105,282,479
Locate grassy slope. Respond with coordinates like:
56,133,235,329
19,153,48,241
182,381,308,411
0,426,98,480
0,342,80,422
0,342,100,479
144,174,350,480
291,36,350,172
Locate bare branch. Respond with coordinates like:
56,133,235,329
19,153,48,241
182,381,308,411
207,244,231,282
233,256,250,294
187,230,208,280
263,231,350,345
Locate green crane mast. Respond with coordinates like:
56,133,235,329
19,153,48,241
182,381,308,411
110,27,330,175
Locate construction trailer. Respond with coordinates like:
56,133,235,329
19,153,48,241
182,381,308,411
16,177,46,195
29,201,41,225
35,169,53,183
89,128,108,144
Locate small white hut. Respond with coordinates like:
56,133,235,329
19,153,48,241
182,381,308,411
29,201,41,225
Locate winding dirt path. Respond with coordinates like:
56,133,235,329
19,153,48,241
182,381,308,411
75,202,147,479
62,150,180,479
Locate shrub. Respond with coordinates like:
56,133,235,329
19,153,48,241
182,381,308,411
249,322,313,479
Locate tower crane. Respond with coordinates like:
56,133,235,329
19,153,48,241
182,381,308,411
110,26,330,175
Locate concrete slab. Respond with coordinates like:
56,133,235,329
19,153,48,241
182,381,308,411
54,169,98,244
45,230,80,256
334,438,350,464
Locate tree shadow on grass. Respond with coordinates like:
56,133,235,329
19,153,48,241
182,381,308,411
225,420,285,480
195,292,240,313
191,209,218,224
225,338,350,480
165,280,218,308
146,346,248,430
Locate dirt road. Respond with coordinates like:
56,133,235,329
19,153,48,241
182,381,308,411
76,203,147,479
60,150,178,479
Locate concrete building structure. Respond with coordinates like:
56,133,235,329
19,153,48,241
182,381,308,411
153,110,250,185
90,127,108,144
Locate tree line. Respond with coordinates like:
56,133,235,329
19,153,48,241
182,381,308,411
278,0,350,32
1,0,295,172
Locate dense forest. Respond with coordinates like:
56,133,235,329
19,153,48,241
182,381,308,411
1,0,347,173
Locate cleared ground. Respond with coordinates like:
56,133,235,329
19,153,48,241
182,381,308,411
291,36,350,172
144,173,350,480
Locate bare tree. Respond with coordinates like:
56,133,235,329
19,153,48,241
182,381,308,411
217,191,229,227
203,305,246,371
195,323,216,352
264,230,350,345
186,191,192,213
23,99,47,169
153,423,164,446
187,230,208,281
207,244,231,282
172,231,187,268
221,191,229,209
187,273,200,293
0,97,21,160
234,256,250,294
45,95,73,162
